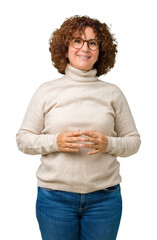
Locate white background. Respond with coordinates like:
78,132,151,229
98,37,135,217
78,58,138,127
0,0,156,239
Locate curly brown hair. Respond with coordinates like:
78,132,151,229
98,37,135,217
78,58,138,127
49,15,118,77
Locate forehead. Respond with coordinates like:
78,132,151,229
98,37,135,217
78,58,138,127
73,27,96,39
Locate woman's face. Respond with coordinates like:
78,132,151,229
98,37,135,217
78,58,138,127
67,27,99,71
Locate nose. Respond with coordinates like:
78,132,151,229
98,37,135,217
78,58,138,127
81,41,90,51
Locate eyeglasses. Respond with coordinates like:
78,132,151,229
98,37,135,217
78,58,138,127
70,38,101,50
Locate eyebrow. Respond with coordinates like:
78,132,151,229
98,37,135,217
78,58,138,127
73,38,97,41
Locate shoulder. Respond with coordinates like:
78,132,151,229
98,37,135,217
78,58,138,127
39,76,66,89
28,76,66,104
98,79,124,95
34,76,66,94
98,79,128,109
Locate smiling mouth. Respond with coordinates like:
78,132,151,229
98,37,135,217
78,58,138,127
77,55,91,59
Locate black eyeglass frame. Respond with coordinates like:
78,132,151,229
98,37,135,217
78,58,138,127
70,38,101,50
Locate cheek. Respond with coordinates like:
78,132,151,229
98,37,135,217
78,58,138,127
96,50,99,59
93,50,99,62
67,46,78,59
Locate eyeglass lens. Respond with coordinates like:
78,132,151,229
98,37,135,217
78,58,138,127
71,38,99,50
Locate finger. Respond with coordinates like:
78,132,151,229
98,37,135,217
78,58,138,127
82,143,96,149
88,150,99,155
66,130,84,137
63,147,80,152
66,136,85,142
83,130,99,138
83,137,98,143
65,143,83,148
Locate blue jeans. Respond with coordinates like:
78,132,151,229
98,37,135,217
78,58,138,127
36,184,122,240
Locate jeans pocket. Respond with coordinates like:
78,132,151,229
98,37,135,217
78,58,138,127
102,184,120,193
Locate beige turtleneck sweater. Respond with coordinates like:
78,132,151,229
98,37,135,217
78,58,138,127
16,64,141,193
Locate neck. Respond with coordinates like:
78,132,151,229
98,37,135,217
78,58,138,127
65,64,98,83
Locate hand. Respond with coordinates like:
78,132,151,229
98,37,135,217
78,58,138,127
81,129,108,155
57,130,85,153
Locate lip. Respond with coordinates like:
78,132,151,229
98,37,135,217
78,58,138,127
77,55,91,58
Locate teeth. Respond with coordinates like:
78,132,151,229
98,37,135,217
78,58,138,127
78,55,90,59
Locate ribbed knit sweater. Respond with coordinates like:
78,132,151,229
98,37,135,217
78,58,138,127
16,63,141,193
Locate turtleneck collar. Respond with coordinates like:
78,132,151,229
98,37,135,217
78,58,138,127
65,63,98,83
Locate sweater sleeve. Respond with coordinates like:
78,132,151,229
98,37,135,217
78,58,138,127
16,84,60,155
105,86,141,157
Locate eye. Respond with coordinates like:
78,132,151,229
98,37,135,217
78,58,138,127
71,38,83,49
74,39,82,44
89,40,97,46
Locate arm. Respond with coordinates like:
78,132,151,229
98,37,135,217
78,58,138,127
105,86,141,157
16,85,59,155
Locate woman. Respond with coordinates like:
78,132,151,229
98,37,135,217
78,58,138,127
16,15,141,240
